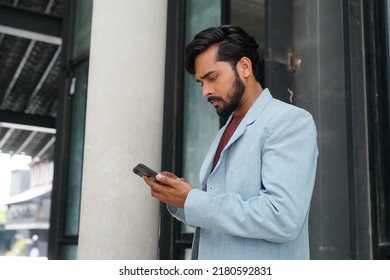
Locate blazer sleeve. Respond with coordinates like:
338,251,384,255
166,204,186,223
183,108,319,242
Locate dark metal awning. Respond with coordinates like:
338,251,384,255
0,0,64,160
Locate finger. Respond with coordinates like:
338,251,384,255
143,175,154,186
144,175,162,189
160,171,179,179
156,173,182,186
144,177,172,202
144,175,170,193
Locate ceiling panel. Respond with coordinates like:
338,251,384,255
0,0,63,160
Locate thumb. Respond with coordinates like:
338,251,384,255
156,173,182,185
155,173,169,184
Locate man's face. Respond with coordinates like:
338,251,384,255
194,45,246,118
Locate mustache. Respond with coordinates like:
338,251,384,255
207,96,224,103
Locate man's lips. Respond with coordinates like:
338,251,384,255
208,96,223,105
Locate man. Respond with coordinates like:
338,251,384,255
143,25,318,259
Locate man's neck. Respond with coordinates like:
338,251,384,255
233,84,263,118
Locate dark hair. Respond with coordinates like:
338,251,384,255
184,25,264,86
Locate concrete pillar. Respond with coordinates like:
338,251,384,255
77,0,167,259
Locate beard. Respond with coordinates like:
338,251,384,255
208,69,246,118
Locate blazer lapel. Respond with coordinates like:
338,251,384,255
220,88,273,154
199,117,232,187
199,89,273,184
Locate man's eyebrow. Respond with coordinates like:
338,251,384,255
196,70,215,83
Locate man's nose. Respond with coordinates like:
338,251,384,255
202,84,213,98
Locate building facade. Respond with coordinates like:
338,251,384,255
0,0,389,260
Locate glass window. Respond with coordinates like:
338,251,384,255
49,0,92,259
73,0,93,59
383,0,390,242
59,244,78,259
388,0,390,54
64,61,89,237
61,0,92,252
230,0,265,47
183,0,221,190
182,0,221,223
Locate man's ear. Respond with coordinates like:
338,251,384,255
237,56,253,78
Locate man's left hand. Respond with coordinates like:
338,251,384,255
143,171,193,208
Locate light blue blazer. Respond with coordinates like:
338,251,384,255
168,89,318,259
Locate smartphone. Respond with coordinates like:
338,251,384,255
133,163,158,182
